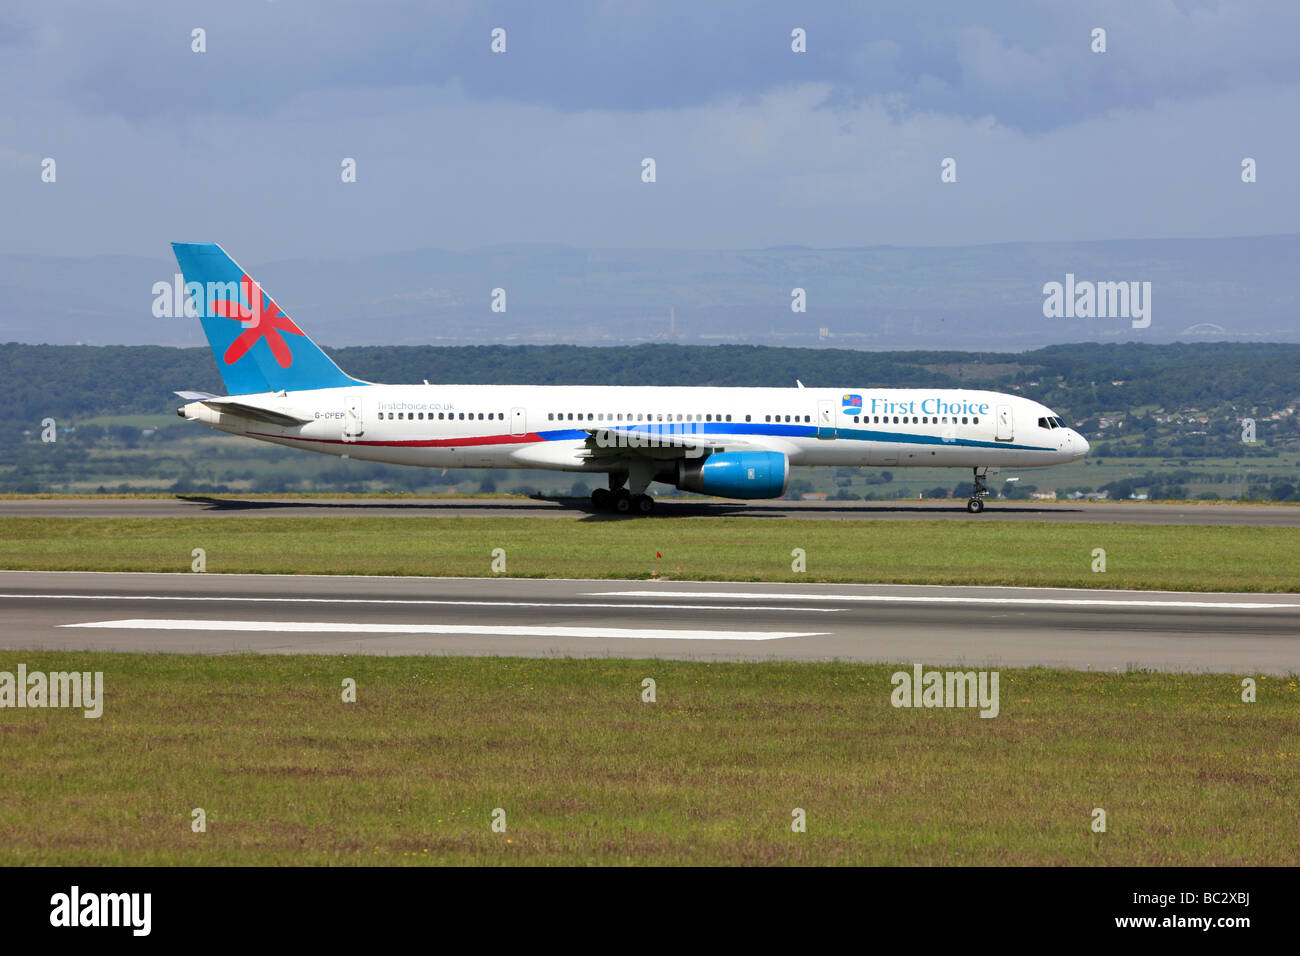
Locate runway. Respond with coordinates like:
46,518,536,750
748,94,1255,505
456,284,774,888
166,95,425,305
2,570,1298,674
6,496,1300,525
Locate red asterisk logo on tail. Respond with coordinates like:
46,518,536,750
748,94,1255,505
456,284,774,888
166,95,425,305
210,274,304,368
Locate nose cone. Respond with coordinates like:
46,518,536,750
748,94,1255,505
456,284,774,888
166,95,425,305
1070,430,1090,460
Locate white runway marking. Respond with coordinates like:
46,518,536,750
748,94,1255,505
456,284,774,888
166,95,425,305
0,593,835,613
60,619,827,641
590,590,1300,611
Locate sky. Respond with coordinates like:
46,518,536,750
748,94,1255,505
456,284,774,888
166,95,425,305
2,1,1299,261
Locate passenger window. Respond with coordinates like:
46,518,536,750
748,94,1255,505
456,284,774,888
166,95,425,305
962,417,968,424
973,417,979,425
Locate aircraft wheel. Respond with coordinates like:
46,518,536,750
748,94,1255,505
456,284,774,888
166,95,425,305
591,488,612,510
966,498,984,514
614,493,632,514
633,494,655,515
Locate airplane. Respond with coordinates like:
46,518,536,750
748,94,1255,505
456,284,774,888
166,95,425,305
171,242,1089,515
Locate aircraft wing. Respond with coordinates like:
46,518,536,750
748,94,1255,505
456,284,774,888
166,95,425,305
578,426,776,462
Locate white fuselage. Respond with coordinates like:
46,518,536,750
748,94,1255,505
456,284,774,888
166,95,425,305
181,384,1089,481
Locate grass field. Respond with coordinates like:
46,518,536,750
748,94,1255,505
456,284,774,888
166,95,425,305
1,516,1298,591
1,653,1295,865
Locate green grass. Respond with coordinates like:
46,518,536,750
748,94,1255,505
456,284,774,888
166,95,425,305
1,516,1298,591
1,653,1295,865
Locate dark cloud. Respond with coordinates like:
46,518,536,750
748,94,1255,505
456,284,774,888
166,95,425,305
1,1,1297,259
6,2,1300,128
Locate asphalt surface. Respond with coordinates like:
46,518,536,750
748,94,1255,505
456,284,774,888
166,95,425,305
5,496,1300,525
2,570,1297,674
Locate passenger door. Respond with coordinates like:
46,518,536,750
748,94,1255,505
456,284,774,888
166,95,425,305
995,404,1014,442
816,399,836,439
510,406,526,437
343,393,364,441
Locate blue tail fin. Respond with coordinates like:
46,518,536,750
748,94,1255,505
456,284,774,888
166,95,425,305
171,242,361,395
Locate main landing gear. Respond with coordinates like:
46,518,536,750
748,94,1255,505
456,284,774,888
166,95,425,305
967,467,991,514
591,463,657,515
591,487,655,515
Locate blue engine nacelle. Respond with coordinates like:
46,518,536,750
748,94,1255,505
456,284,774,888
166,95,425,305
675,451,789,499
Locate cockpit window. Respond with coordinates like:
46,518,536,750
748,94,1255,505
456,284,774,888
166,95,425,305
1039,416,1065,429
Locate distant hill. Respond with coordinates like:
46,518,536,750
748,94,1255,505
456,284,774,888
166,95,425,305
2,235,1297,350
3,342,1296,495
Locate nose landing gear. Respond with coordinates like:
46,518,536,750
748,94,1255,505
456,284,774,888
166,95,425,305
967,467,991,514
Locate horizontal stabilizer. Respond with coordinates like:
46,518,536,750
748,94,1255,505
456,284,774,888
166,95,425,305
198,398,312,427
174,390,219,401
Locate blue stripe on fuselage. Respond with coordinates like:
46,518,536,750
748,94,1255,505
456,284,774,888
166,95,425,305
534,422,1052,452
